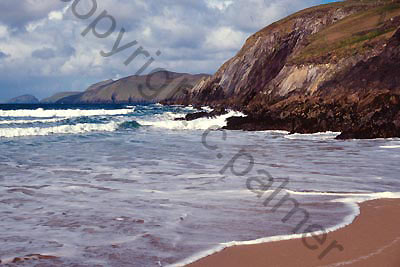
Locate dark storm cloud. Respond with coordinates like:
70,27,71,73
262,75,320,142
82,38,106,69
31,45,76,60
32,48,56,59
60,45,76,57
0,0,63,29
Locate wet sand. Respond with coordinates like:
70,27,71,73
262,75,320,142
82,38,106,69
188,198,400,267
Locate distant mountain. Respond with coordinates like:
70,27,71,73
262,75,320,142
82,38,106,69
85,79,114,92
41,91,82,104
54,71,210,104
7,94,39,104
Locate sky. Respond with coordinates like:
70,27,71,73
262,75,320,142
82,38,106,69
0,0,330,101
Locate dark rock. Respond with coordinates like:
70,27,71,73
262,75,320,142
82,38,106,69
175,108,228,121
185,112,209,121
12,257,23,263
12,254,58,263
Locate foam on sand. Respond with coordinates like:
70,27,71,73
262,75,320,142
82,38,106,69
380,145,400,148
169,191,400,267
0,108,134,118
137,110,246,130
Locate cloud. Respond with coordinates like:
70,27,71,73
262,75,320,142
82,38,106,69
206,0,234,10
31,45,75,60
32,47,56,59
0,0,63,29
0,51,9,59
205,26,247,51
60,45,76,57
0,0,324,101
0,24,9,39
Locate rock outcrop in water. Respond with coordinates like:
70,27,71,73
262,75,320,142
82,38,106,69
167,0,400,139
7,94,39,104
49,72,209,104
175,107,228,121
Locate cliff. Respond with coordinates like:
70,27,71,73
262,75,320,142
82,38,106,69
170,0,400,139
54,72,209,104
41,91,82,104
7,94,39,104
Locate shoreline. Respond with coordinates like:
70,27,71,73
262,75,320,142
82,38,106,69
177,197,400,267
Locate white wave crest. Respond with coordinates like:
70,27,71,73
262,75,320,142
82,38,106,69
0,118,65,125
137,111,246,130
0,108,134,118
283,190,400,200
331,191,400,204
0,122,119,138
201,106,214,112
380,145,400,149
183,105,196,111
284,131,340,140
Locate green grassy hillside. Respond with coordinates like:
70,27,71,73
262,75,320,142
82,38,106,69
290,1,400,64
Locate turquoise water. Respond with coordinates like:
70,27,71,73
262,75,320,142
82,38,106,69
0,104,399,266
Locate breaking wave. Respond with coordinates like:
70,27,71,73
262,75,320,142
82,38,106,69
0,118,66,125
284,131,341,140
0,105,246,137
0,106,142,138
118,120,141,129
0,108,134,118
0,122,121,138
137,110,246,130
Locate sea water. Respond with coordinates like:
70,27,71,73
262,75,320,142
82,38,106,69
0,104,399,266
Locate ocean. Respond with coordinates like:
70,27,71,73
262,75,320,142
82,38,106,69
0,104,399,266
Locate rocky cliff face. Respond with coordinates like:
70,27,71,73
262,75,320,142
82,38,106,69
41,91,82,104
171,0,400,139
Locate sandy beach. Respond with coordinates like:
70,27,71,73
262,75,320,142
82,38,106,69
188,198,400,267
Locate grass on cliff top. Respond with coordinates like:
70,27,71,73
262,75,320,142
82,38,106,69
235,0,391,59
289,2,400,64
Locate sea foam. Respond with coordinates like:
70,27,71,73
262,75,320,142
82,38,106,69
0,118,65,124
0,121,120,138
284,131,341,140
0,108,134,118
137,110,246,130
169,191,400,267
